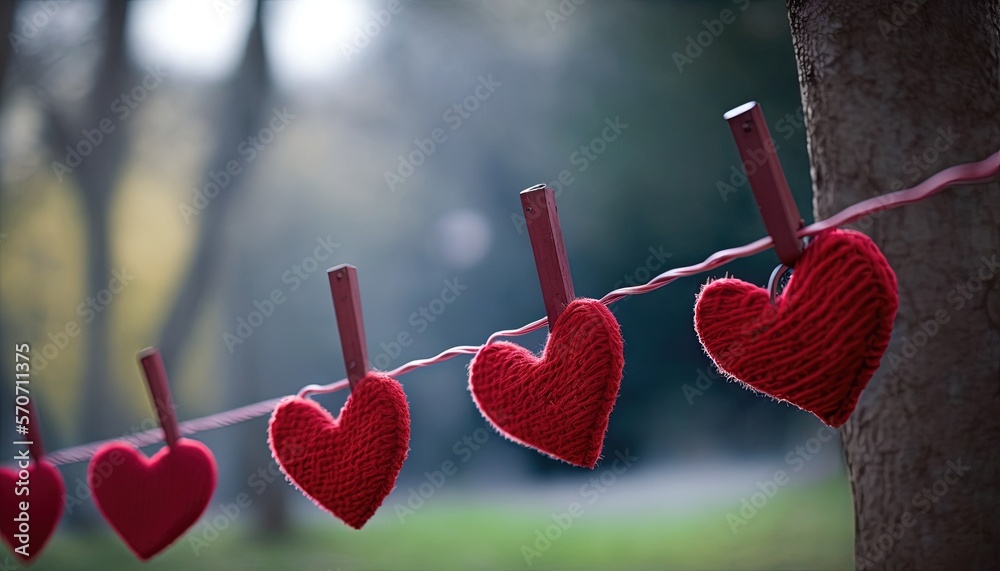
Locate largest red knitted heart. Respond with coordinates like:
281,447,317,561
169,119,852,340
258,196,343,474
694,229,897,427
0,460,65,563
89,439,216,560
268,372,410,529
469,298,624,468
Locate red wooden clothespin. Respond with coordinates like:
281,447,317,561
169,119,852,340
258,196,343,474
724,101,805,267
520,184,576,326
328,264,370,391
137,348,180,447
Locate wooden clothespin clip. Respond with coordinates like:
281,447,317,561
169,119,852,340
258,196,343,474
725,101,805,301
138,348,181,447
520,184,576,326
724,101,805,267
328,264,370,391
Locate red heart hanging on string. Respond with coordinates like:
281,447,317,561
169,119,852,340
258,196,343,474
0,461,65,563
268,373,410,529
469,298,625,468
694,229,897,427
89,439,216,560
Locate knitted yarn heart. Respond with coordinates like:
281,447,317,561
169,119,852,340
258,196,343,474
268,373,410,529
89,439,216,560
694,229,897,427
469,298,624,468
0,461,64,563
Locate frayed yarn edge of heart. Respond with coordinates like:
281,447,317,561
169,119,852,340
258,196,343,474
266,387,410,530
691,231,898,428
467,298,624,469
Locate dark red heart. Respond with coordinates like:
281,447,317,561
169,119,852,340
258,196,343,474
469,298,624,468
0,460,64,563
268,372,410,529
694,229,897,427
89,439,216,560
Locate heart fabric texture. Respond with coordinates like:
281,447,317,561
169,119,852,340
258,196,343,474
469,298,625,468
89,439,216,560
268,373,410,529
694,229,897,427
0,461,65,563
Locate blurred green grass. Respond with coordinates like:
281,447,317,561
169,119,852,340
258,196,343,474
19,478,852,571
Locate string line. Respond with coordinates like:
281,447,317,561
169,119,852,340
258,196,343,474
39,150,1000,466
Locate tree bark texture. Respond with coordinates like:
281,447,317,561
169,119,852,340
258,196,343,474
786,1,999,569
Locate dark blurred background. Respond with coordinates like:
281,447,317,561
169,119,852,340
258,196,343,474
0,1,851,569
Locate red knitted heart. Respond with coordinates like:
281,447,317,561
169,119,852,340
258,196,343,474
89,439,216,560
268,373,410,529
0,461,64,563
469,298,624,468
694,229,897,427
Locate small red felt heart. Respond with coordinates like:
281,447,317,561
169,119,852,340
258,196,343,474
469,298,624,468
0,461,64,563
694,229,897,427
268,373,410,529
89,439,216,560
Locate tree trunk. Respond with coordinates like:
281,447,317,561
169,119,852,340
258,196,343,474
786,1,1000,569
157,0,270,373
76,0,131,441
28,0,134,443
228,250,289,535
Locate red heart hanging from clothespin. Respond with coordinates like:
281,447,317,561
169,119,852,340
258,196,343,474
0,401,64,564
269,265,410,529
694,102,897,427
0,463,64,564
268,372,410,529
694,228,897,427
469,186,625,468
89,349,216,560
470,298,624,468
89,440,216,560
